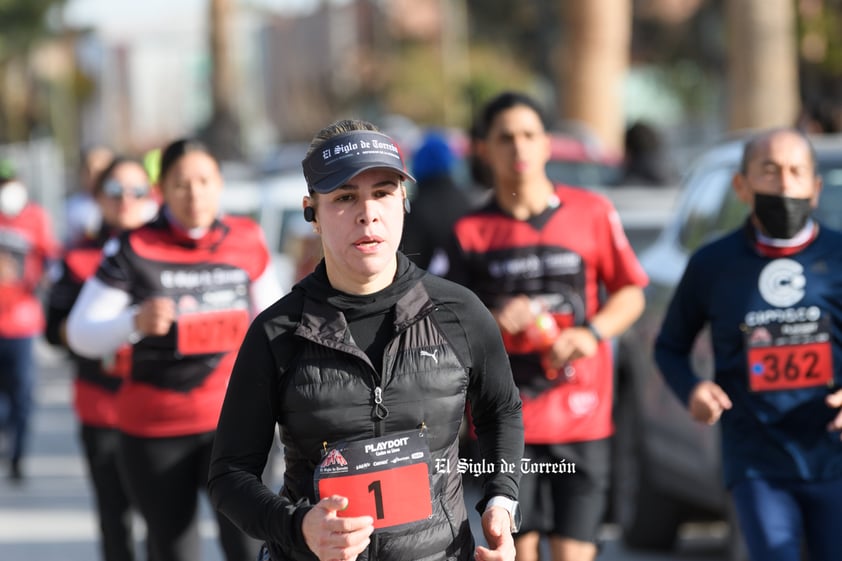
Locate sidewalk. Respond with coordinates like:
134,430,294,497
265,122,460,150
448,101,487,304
0,342,225,561
1,343,726,561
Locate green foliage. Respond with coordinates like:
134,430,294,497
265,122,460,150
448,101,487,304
466,0,559,75
0,0,66,60
381,39,536,129
0,0,67,143
798,0,842,74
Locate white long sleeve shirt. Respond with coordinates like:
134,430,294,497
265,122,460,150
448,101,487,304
67,265,283,359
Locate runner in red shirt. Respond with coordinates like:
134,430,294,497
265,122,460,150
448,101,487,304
66,139,282,561
446,92,648,561
47,155,158,560
0,160,59,481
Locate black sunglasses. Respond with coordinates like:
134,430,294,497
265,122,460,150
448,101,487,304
102,179,150,200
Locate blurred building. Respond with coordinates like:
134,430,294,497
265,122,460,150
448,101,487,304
260,0,449,141
70,12,224,153
64,0,451,157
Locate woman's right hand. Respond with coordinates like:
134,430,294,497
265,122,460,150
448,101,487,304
302,495,374,561
134,296,176,336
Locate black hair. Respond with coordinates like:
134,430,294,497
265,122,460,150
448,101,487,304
739,128,817,176
476,91,549,139
159,138,218,182
92,156,147,196
624,121,661,160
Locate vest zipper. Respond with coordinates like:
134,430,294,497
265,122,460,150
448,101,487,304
372,385,388,436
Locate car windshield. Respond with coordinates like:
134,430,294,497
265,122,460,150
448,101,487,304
815,158,842,228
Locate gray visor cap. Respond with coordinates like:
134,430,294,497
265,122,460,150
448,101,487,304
302,130,416,194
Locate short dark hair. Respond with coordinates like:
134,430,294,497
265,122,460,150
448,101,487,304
476,91,549,139
739,128,817,175
159,138,219,182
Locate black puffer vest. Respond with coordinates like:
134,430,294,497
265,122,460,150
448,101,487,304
269,260,475,561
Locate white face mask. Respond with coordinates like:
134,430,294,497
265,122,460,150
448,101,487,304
0,181,28,216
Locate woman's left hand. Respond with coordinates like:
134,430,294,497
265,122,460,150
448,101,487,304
475,507,515,561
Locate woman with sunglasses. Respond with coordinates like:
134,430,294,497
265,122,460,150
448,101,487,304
46,156,157,561
66,139,283,561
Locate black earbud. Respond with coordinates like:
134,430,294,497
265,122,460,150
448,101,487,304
303,206,316,222
404,198,411,214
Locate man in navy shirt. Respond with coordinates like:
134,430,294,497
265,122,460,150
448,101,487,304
655,128,842,561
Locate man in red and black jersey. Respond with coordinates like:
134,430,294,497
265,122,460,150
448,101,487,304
0,162,59,482
446,92,647,561
47,156,157,561
67,139,282,561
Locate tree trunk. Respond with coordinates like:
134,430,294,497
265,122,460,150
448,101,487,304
558,0,631,154
0,58,30,142
726,0,799,131
201,0,243,160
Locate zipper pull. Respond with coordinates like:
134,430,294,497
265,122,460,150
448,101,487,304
320,440,328,458
373,386,389,420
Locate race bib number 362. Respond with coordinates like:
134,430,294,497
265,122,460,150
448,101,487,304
747,342,833,392
314,429,432,531
745,316,834,392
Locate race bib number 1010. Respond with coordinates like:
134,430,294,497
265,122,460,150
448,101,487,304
176,308,249,355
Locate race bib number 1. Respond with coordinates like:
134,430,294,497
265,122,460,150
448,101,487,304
176,309,249,355
314,429,433,531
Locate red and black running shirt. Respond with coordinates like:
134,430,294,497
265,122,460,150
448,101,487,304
95,213,271,437
447,185,648,444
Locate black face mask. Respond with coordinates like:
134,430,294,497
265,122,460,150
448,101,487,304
753,193,813,239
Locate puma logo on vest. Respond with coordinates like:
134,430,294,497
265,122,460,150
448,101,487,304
420,349,439,364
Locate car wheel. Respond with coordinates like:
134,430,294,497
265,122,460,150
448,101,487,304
611,387,683,551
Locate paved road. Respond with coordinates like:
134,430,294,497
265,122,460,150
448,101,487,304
0,342,730,561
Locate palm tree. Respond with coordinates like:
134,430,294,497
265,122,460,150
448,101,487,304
726,0,799,130
557,0,631,153
200,0,243,160
0,0,67,142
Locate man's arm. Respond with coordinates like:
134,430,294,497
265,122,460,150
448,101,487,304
588,284,645,340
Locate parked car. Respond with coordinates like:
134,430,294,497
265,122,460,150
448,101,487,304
611,134,842,556
433,127,621,192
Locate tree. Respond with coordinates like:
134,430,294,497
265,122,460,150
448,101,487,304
198,0,243,160
726,0,799,130
558,0,632,153
0,0,67,142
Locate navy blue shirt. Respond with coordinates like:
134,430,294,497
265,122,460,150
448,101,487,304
655,221,842,487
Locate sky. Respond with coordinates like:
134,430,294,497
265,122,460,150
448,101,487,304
63,0,329,29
